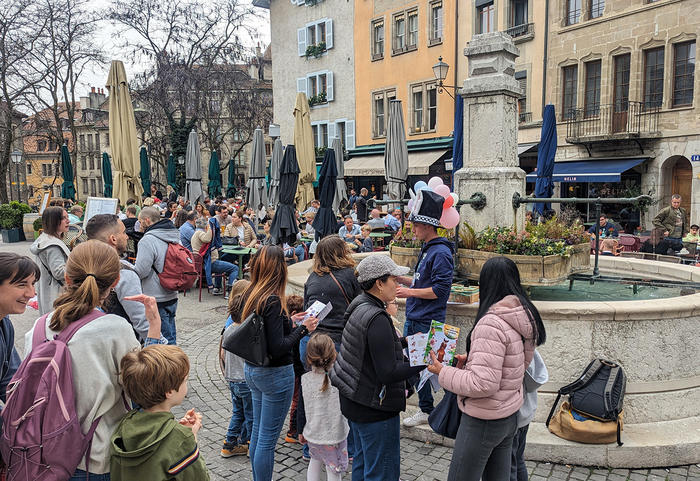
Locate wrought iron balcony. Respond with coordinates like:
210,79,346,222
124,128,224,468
565,101,661,142
518,111,532,124
506,23,534,38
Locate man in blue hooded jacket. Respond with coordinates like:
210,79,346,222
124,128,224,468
396,189,454,426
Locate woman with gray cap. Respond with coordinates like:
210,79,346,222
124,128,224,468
330,255,425,481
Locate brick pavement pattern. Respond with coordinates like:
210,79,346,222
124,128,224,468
173,305,700,481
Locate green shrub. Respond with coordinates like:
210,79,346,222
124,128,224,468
0,202,32,230
33,218,43,231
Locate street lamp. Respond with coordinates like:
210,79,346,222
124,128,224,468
432,56,459,98
10,149,23,202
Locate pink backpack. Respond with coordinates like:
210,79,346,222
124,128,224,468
1,311,105,481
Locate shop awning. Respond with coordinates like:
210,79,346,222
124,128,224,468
525,158,646,183
518,143,538,156
344,150,448,177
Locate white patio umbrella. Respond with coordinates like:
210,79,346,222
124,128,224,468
267,138,283,207
184,129,204,206
246,127,269,215
332,136,348,212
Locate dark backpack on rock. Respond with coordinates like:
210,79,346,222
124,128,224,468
546,359,626,446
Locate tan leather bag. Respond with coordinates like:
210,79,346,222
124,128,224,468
548,401,624,445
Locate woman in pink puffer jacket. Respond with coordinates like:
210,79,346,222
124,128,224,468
427,256,546,481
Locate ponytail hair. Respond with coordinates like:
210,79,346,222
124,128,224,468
50,240,121,331
305,333,337,392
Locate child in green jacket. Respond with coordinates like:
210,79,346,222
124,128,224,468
110,345,209,480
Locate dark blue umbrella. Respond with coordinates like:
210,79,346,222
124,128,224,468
452,95,464,189
314,149,338,241
59,143,75,201
534,104,558,215
102,152,113,197
270,145,300,246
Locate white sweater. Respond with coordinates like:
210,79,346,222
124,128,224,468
25,311,140,474
301,367,349,445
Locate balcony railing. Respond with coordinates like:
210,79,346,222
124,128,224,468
518,111,532,124
565,101,660,141
506,23,534,38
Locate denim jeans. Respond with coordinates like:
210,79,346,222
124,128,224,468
211,259,239,288
510,424,529,481
244,363,295,481
227,381,253,444
447,411,518,481
69,469,110,481
666,236,683,245
349,416,401,481
285,245,305,264
404,318,435,414
157,300,178,346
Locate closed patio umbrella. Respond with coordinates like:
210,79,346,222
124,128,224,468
102,152,113,198
534,104,558,216
384,99,409,204
184,129,204,206
293,92,316,211
314,149,338,241
246,127,269,215
59,143,75,201
331,137,347,212
227,158,237,198
270,145,300,246
166,153,177,192
139,146,151,197
208,150,222,199
106,60,143,205
452,96,464,189
267,138,283,207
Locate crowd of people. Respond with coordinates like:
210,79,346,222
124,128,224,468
0,186,555,481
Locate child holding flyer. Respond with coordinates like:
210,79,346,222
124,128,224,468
298,334,349,481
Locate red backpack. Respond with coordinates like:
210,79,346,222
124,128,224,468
157,242,198,292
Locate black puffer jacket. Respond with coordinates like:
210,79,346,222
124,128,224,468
331,292,424,422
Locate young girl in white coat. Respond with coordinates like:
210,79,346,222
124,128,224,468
298,334,349,481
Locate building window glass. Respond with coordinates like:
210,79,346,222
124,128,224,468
673,41,695,107
512,0,527,26
566,0,581,25
95,133,100,151
311,122,329,148
562,65,578,119
410,83,438,134
79,135,85,150
90,179,96,197
394,14,405,51
644,48,664,109
478,3,494,33
407,10,418,48
516,71,528,122
589,0,604,19
372,19,384,58
413,90,423,131
613,54,630,113
89,156,95,171
26,164,32,175
82,179,88,194
373,89,396,138
37,140,46,152
81,156,87,171
430,1,443,44
427,86,437,130
584,60,601,117
87,134,93,151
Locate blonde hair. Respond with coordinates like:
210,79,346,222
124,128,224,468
142,197,154,206
312,236,356,275
305,333,336,391
305,212,316,220
120,345,190,409
50,240,120,331
361,224,372,233
227,279,251,323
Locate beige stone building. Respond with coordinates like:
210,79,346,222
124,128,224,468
75,88,109,200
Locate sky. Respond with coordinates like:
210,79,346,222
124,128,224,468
72,0,271,101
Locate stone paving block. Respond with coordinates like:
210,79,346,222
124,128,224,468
589,473,608,481
670,468,690,475
668,473,688,481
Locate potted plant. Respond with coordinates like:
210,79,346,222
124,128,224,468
33,217,43,240
0,201,31,243
389,224,424,269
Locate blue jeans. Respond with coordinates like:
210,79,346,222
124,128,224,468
211,259,239,288
349,416,401,481
404,318,434,414
666,236,683,245
158,300,178,346
69,469,110,481
227,381,253,444
285,245,305,264
245,363,295,481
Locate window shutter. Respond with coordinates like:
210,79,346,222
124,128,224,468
325,19,333,49
297,77,307,95
326,71,334,101
328,122,336,140
345,120,356,149
298,28,307,57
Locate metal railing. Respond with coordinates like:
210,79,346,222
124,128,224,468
518,111,532,124
565,101,660,140
506,23,534,38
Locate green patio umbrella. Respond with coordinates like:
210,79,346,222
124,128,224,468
227,158,237,198
139,146,151,197
102,152,113,197
60,143,76,201
167,153,177,191
207,150,222,199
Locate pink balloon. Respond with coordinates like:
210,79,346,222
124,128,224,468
428,177,443,189
435,184,451,199
443,195,454,209
440,207,460,229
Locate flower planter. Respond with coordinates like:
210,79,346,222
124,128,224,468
389,245,421,270
1,228,26,243
456,243,590,286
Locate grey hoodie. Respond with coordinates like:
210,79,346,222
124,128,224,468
132,219,180,303
29,233,71,315
518,349,548,428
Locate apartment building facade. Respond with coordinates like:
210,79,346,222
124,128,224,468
76,88,109,200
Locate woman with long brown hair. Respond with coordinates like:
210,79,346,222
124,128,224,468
25,241,163,480
30,206,71,315
241,245,318,481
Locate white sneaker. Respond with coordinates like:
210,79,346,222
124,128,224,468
403,410,430,427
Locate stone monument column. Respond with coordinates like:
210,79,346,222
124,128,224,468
455,32,526,232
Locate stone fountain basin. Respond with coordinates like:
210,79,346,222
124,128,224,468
287,253,700,468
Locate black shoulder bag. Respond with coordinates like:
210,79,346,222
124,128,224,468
221,310,270,367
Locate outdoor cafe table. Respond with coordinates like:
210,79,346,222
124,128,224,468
370,232,392,248
220,247,257,279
